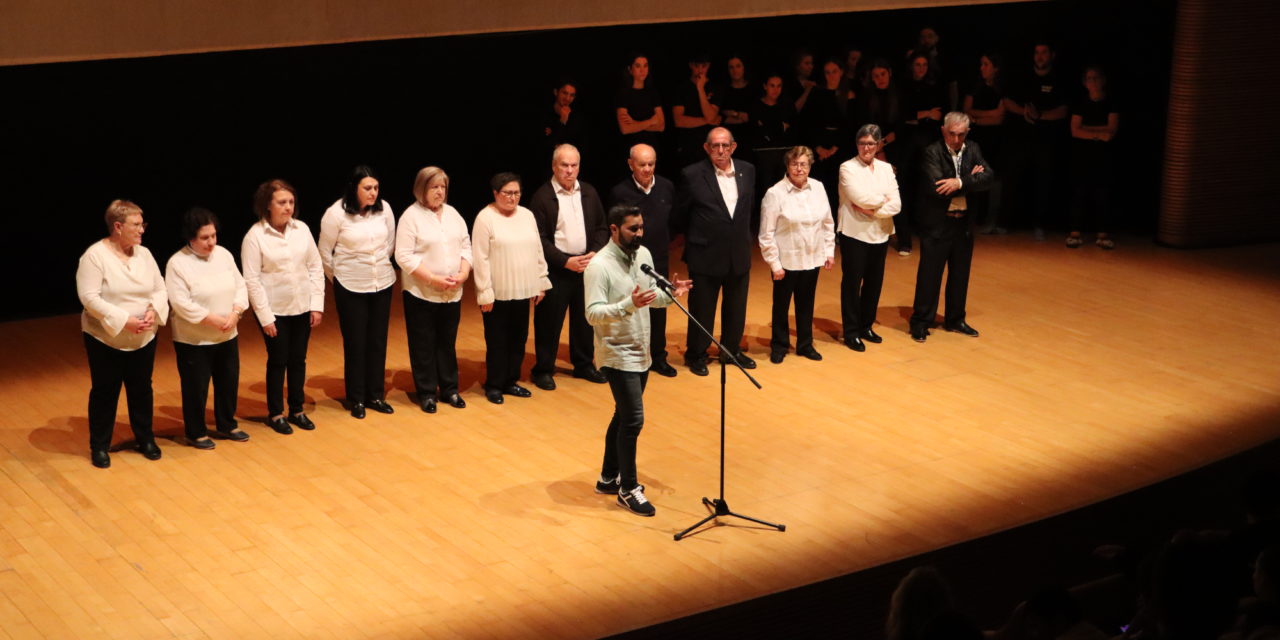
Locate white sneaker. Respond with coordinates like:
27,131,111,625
617,484,656,517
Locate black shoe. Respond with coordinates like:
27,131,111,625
769,351,785,364
138,441,162,461
861,328,883,344
910,326,929,343
572,367,607,384
686,359,709,377
617,484,656,517
189,437,216,450
845,336,866,352
485,388,504,405
944,322,980,338
367,398,395,414
531,373,556,391
649,360,677,377
269,416,294,433
287,413,315,431
349,402,366,419
91,449,110,469
721,352,756,369
442,393,466,409
797,346,823,361
213,428,250,442
595,474,620,495
420,396,437,414
503,384,532,398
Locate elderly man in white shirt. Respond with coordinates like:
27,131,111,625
758,145,835,364
837,123,902,352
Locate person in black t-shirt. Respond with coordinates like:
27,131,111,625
787,49,818,115
615,54,665,156
544,79,589,177
800,59,855,217
896,52,946,256
1004,41,1070,240
964,53,1008,234
1067,65,1120,250
720,55,756,158
750,73,796,192
672,52,723,169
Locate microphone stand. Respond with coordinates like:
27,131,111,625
650,274,785,541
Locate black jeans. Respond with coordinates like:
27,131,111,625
685,270,750,363
533,266,594,377
83,334,156,452
482,298,530,390
403,292,461,399
839,235,889,338
174,338,240,439
770,267,819,354
649,257,671,364
910,217,974,329
262,313,311,417
333,280,392,405
600,367,649,492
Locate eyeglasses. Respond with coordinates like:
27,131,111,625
122,220,148,230
707,142,734,150
857,141,880,148
499,190,521,198
788,161,811,168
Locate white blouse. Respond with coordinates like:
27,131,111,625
395,202,473,304
470,204,551,306
837,156,902,244
758,177,836,272
318,199,396,293
76,240,169,351
165,245,249,346
241,218,325,326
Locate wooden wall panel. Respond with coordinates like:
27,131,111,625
0,0,1026,67
1159,0,1280,247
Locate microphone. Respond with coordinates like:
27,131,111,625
640,263,674,291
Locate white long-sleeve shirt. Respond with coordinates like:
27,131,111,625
470,204,551,306
318,200,396,293
241,218,324,326
395,202,473,304
76,239,169,351
837,156,902,244
758,177,836,272
165,245,249,345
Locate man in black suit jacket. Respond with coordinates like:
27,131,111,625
673,127,758,375
909,112,995,342
529,144,611,389
610,143,679,377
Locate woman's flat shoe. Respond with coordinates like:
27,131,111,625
137,441,162,460
91,449,110,468
269,416,294,434
287,413,315,431
367,399,394,414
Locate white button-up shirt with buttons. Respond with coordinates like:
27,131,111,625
758,177,836,272
318,200,396,293
552,179,588,256
837,156,903,244
241,218,325,326
715,161,739,217
395,202,473,304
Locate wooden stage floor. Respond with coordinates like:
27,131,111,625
2,233,1278,639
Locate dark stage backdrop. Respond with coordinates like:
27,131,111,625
0,0,1172,322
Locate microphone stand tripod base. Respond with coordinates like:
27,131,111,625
673,498,786,541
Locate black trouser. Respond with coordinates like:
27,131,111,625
770,267,819,354
262,313,311,417
894,125,928,251
333,280,392,405
533,266,593,377
403,292,461,399
648,256,671,363
969,125,1005,230
84,334,157,452
1030,125,1065,230
1070,140,1114,233
685,269,750,363
839,235,889,338
600,367,648,492
174,338,240,440
482,298,530,390
911,216,974,330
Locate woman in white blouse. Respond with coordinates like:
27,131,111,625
758,146,836,364
471,172,551,405
166,208,250,450
395,167,472,414
76,200,169,468
836,124,902,352
319,165,396,419
242,179,324,434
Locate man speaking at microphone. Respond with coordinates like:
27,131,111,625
585,204,691,517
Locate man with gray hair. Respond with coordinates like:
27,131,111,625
909,112,994,343
529,144,610,388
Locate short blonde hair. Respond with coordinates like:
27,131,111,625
783,145,815,166
413,166,449,207
104,199,142,233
